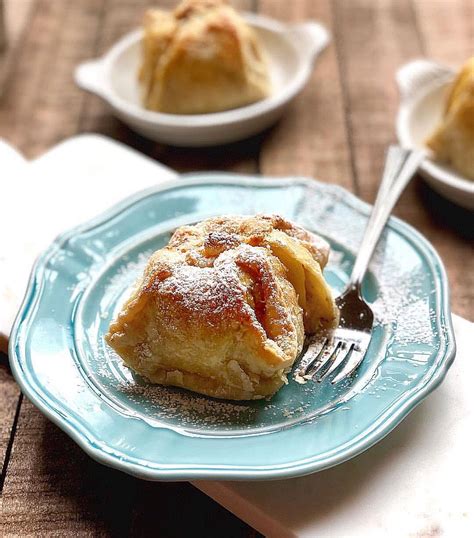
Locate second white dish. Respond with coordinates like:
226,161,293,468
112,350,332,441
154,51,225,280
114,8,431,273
396,59,474,210
75,13,329,146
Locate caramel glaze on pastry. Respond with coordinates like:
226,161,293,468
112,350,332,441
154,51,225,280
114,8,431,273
106,215,338,401
139,0,271,114
426,57,474,180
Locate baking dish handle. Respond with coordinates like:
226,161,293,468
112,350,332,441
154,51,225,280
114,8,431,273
287,21,330,65
74,59,109,100
396,59,453,102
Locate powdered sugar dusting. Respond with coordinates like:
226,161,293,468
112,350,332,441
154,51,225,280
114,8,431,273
118,381,256,427
157,259,249,325
81,189,442,436
108,250,153,296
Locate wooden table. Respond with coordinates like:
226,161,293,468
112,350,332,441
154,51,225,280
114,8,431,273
0,1,472,535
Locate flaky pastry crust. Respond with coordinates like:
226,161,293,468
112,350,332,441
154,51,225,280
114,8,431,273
138,0,271,114
106,215,338,400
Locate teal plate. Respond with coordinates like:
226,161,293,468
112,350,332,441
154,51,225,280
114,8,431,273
9,176,456,480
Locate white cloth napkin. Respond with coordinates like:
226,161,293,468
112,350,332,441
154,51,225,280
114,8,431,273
0,135,176,350
1,136,471,536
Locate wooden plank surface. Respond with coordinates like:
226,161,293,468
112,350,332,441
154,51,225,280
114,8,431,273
258,0,353,188
414,0,474,65
0,0,35,92
0,0,473,536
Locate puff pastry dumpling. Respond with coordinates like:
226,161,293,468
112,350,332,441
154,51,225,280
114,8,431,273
426,57,474,180
138,0,271,114
106,215,338,400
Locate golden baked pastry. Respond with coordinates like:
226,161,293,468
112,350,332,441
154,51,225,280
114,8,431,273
138,0,271,114
106,215,338,400
426,57,474,180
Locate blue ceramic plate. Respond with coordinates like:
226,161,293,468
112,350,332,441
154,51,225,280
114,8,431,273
9,176,455,480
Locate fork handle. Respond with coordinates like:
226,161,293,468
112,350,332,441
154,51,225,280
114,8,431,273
349,145,425,289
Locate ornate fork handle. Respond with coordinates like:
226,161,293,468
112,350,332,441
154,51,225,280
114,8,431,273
349,146,426,291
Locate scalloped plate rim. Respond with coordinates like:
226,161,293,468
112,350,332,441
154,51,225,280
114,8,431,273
9,174,456,481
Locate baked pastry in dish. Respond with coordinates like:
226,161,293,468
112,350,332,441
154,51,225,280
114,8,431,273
138,0,271,114
426,57,474,180
106,215,338,400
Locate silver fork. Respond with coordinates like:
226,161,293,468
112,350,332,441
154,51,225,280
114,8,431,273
298,145,425,384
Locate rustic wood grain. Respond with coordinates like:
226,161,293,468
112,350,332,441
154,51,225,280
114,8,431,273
0,0,35,92
0,0,5,52
413,0,473,66
0,355,20,485
0,0,35,497
0,0,105,155
258,0,353,189
333,0,473,320
334,0,420,198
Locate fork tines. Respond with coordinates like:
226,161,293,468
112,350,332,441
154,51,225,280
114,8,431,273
300,331,367,384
